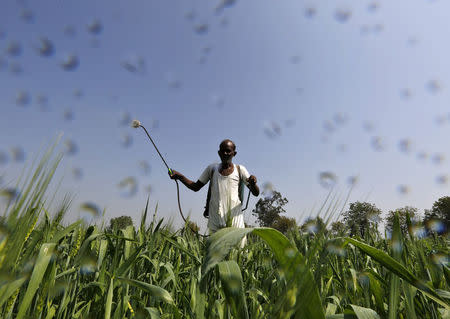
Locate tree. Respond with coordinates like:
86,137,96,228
109,215,133,231
424,196,450,234
329,220,348,237
252,190,288,227
385,206,418,236
271,216,297,234
342,202,382,238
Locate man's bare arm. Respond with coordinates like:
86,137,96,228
169,169,205,192
247,175,260,197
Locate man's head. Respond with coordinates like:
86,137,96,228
218,139,236,164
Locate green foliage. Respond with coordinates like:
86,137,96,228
271,215,297,234
385,206,418,236
342,202,382,238
108,215,133,231
252,190,288,227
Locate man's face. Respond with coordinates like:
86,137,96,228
218,142,236,164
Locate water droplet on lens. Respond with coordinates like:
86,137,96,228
144,184,152,194
436,174,448,185
121,55,146,74
373,24,384,33
9,62,23,75
417,151,428,160
347,175,358,186
398,139,412,154
333,112,348,126
10,146,25,162
400,88,412,99
6,41,22,57
397,184,409,195
35,37,54,57
371,136,386,151
73,89,83,99
16,90,30,107
87,19,103,35
63,109,74,121
410,225,426,238
323,120,335,133
63,25,76,37
20,8,34,23
121,134,133,148
60,54,79,71
290,55,301,64
138,160,151,175
335,8,352,23
80,202,101,217
368,1,380,12
319,171,337,189
119,112,131,126
63,139,78,155
0,188,20,203
431,253,449,266
426,219,446,234
427,79,442,94
0,151,8,165
194,23,209,35
72,167,82,180
185,11,195,21
211,94,225,108
363,121,374,132
304,6,316,18
431,153,444,165
118,176,138,197
435,115,446,125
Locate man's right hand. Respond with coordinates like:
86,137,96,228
169,169,182,180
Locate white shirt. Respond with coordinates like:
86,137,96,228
199,163,250,232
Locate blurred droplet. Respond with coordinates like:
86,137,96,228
20,8,34,23
335,8,351,23
73,89,83,99
6,41,22,57
417,151,428,161
0,56,7,71
63,139,78,155
323,120,335,133
337,144,347,153
261,182,274,198
397,184,409,195
435,115,446,125
63,109,74,121
0,151,8,165
10,146,25,162
409,225,426,238
220,17,229,27
49,281,67,298
36,94,48,110
368,212,381,223
0,188,20,203
34,37,54,57
360,25,369,35
333,113,348,126
151,119,159,130
89,37,101,48
284,118,296,128
202,46,212,55
0,29,5,39
371,136,386,151
368,1,380,13
16,90,30,107
391,240,402,254
215,0,237,14
296,87,303,95
407,36,418,47
121,134,133,148
304,220,318,234
87,19,103,35
427,79,442,94
431,253,449,266
118,176,138,197
121,55,146,74
431,153,444,165
290,55,301,64
166,73,182,89
80,202,101,218
373,24,384,33
436,174,448,185
326,242,346,257
144,184,152,194
60,54,79,71
263,121,281,139
72,167,83,180
194,23,209,35
119,112,131,126
304,6,316,18
9,62,23,75
185,11,195,21
347,175,358,186
398,139,412,154
426,219,446,234
211,94,225,108
318,171,337,189
400,88,412,99
63,25,76,37
80,256,97,274
138,160,151,175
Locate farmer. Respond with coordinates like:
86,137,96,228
168,139,260,237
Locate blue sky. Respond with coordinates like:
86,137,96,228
1,0,449,231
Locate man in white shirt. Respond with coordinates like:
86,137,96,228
169,139,260,235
